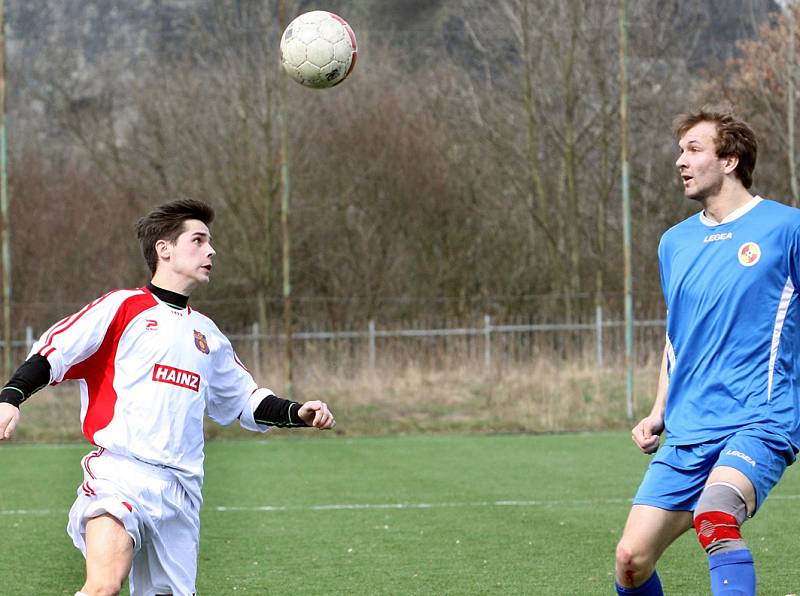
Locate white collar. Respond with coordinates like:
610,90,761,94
699,195,762,227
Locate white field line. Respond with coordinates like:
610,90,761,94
212,499,633,513
5,493,800,516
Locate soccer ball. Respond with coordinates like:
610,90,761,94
279,11,358,89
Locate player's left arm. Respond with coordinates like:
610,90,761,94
204,326,335,431
241,390,335,430
296,399,336,429
787,220,800,290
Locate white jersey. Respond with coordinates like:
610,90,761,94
31,286,270,503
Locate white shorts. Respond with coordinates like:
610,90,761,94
67,448,200,596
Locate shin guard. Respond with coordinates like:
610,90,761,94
708,549,756,596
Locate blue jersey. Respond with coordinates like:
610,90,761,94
659,197,800,449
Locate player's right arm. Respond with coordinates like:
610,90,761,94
0,353,51,440
631,342,669,454
0,289,143,441
0,402,20,439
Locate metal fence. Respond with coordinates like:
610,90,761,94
227,307,667,378
9,308,667,378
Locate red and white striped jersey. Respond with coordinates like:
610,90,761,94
31,286,270,501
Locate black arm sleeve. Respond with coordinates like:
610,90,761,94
252,394,309,427
0,354,52,407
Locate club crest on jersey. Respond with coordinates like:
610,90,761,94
194,330,209,354
152,364,201,392
738,242,761,267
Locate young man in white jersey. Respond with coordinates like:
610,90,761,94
613,108,800,596
0,199,336,596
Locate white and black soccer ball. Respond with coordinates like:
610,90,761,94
279,11,358,89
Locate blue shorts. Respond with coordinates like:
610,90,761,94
633,428,795,515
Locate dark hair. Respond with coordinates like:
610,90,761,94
135,198,215,274
672,106,758,189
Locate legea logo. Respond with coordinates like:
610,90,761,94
725,449,756,467
703,232,732,243
152,364,200,392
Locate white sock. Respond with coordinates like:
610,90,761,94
75,592,89,596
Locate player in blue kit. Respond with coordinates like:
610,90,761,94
614,107,800,595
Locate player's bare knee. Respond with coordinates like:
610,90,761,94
614,540,654,583
615,540,634,567
693,482,749,555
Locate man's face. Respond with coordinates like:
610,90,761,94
160,219,215,290
675,121,728,202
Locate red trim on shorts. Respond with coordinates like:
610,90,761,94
82,447,105,479
82,481,96,497
64,292,158,443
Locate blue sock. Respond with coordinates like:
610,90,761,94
615,570,663,595
708,549,756,595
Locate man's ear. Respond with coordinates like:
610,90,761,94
155,239,171,262
722,154,739,175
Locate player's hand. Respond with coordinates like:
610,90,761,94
297,400,336,430
631,414,664,454
0,402,20,441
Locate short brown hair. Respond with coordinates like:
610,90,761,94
135,198,215,274
672,106,758,189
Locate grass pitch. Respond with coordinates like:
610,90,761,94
1,433,799,595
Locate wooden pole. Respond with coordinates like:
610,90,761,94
278,0,293,396
619,0,634,419
0,0,12,378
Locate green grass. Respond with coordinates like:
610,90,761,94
2,433,800,595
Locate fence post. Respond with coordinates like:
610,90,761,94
368,320,376,370
595,305,603,368
25,325,32,349
251,322,261,380
483,314,492,372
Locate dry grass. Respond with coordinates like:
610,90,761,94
288,358,660,436
12,358,660,442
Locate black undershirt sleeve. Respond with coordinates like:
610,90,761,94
0,354,52,407
253,394,309,427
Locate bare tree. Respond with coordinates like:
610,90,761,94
3,0,777,339
707,3,800,205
